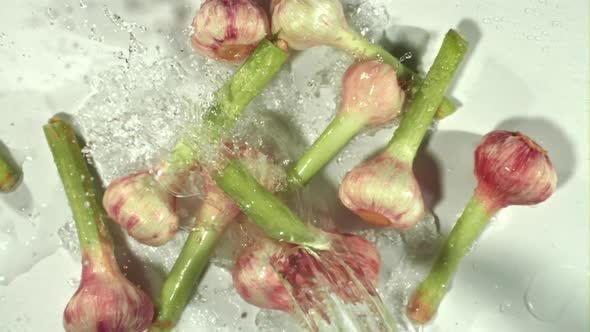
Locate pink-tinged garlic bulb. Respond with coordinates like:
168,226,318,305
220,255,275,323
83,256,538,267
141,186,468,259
340,60,405,125
271,0,350,50
191,0,270,63
339,152,424,229
64,248,153,332
233,239,294,311
474,130,557,210
233,232,380,313
103,171,178,246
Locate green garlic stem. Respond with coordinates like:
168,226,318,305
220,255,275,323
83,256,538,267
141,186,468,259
43,118,111,256
0,146,20,192
215,159,330,250
165,39,289,177
336,30,457,119
411,191,496,320
385,29,468,162
288,113,366,187
151,204,232,332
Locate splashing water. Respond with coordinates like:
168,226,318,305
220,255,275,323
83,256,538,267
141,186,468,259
270,245,397,332
343,0,391,41
47,1,440,330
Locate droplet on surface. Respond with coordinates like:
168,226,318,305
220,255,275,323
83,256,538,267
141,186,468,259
524,266,585,322
499,303,512,313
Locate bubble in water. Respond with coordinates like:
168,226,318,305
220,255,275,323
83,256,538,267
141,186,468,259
79,0,88,8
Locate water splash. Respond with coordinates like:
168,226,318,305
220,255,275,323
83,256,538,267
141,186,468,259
344,0,390,41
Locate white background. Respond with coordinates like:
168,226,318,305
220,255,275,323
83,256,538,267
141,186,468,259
0,0,588,331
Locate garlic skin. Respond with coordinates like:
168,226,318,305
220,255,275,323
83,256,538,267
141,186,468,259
64,248,153,332
271,0,351,50
340,60,405,126
339,152,424,229
475,130,557,210
103,171,178,246
233,232,381,313
191,0,270,63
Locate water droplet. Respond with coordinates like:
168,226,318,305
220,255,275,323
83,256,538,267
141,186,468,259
482,18,492,24
399,52,413,63
68,277,80,287
79,0,88,8
45,7,58,20
524,266,584,321
499,303,512,312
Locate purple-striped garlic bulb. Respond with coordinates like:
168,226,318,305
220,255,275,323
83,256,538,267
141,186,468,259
233,231,381,313
474,130,557,211
191,0,270,63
